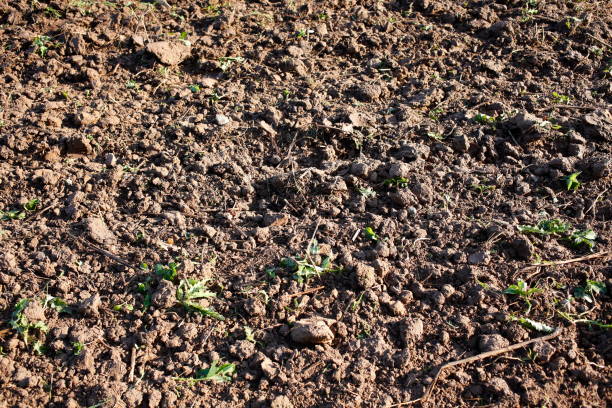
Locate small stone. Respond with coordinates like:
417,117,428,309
83,217,117,245
479,334,509,352
468,251,490,265
215,114,230,126
355,263,376,289
104,153,117,167
146,41,191,65
270,395,294,408
350,162,369,178
75,111,99,127
263,212,289,227
65,136,93,155
162,211,186,229
78,294,101,317
452,133,470,152
402,318,424,344
512,238,533,261
351,83,382,102
532,341,556,362
152,280,176,309
387,300,406,316
388,162,411,178
487,377,514,397
290,318,334,345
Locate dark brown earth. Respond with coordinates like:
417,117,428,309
0,0,611,407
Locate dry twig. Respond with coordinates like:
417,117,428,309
390,329,562,406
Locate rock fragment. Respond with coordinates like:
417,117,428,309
146,41,191,65
290,318,334,345
83,217,117,245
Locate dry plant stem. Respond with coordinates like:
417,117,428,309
128,346,137,382
288,286,325,298
391,329,562,407
68,232,136,271
523,251,611,270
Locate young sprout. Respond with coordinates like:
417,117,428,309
33,35,51,57
562,171,581,192
503,280,541,313
573,280,605,303
173,361,236,383
383,177,409,188
473,113,496,125
568,229,597,251
363,226,380,241
517,219,571,235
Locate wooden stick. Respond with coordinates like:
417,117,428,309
68,232,136,270
288,286,325,298
390,329,562,406
522,251,610,271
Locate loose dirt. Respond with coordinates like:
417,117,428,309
0,0,610,407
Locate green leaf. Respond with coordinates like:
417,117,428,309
182,301,225,320
174,361,236,383
568,229,597,250
509,316,555,333
154,262,179,281
562,171,581,192
23,199,40,211
517,219,571,235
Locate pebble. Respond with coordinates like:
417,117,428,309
215,114,230,126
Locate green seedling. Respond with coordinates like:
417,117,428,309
189,84,201,93
112,303,134,312
72,341,84,355
296,29,313,39
209,91,224,103
508,315,555,334
23,199,40,211
9,299,49,345
281,256,338,284
551,92,570,104
154,262,179,281
383,177,409,188
0,210,26,220
351,292,365,312
518,219,571,235
504,280,541,313
174,360,236,384
557,310,612,329
137,276,153,310
574,280,605,303
42,295,69,313
357,187,376,198
32,341,46,355
521,0,539,22
562,171,581,192
470,183,495,194
244,326,256,343
568,229,596,250
176,278,224,320
363,226,380,241
33,35,51,57
126,80,139,89
427,132,445,141
45,6,62,17
428,107,444,121
473,113,497,125
218,56,244,72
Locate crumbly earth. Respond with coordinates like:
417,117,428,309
0,1,610,407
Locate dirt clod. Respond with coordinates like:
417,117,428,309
290,318,334,345
146,41,191,65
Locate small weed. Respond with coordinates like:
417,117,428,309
428,107,444,121
518,219,571,235
363,226,380,242
296,29,313,39
44,6,62,18
72,341,84,355
351,292,365,311
189,84,200,93
126,79,139,90
557,310,612,329
562,171,581,192
473,113,497,125
317,12,328,20
174,360,236,383
42,295,69,313
176,278,224,320
9,299,49,346
551,91,570,104
568,229,596,251
244,326,256,343
33,35,51,57
383,177,409,188
112,303,134,312
504,280,541,313
427,131,445,141
218,56,244,72
574,280,605,303
521,0,539,22
23,198,40,211
281,256,338,284
357,187,376,198
209,91,224,103
470,183,495,194
0,209,26,220
154,262,179,281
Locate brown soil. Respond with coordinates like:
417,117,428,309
0,1,611,407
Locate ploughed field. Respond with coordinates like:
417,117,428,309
0,0,610,407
